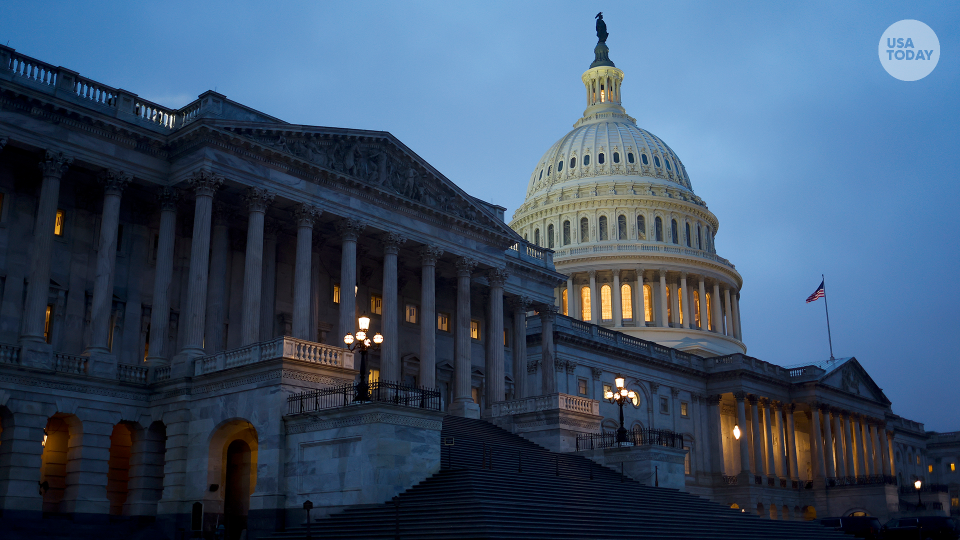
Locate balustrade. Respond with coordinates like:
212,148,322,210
53,353,87,374
117,364,149,384
195,336,353,376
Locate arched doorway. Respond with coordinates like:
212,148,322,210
224,439,251,540
107,423,133,515
803,505,817,521
39,415,77,513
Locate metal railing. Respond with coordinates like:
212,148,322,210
287,380,441,415
899,483,948,494
827,475,896,487
575,427,684,451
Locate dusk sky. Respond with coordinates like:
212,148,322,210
2,1,957,430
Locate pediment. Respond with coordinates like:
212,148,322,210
819,358,889,404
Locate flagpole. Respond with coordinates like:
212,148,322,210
822,273,835,361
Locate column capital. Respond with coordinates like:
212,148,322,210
680,271,688,279
419,245,443,265
807,400,821,410
244,186,275,213
212,202,230,226
819,404,832,414
187,169,224,197
649,382,660,394
293,203,322,227
671,387,681,398
733,391,747,402
455,256,477,276
759,397,770,407
591,366,603,380
381,232,407,254
156,186,181,211
39,150,73,178
487,267,509,287
336,218,366,241
98,169,131,196
705,394,722,406
508,295,532,313
770,401,782,411
785,403,796,413
690,392,702,403
536,304,558,322
658,268,667,278
747,394,759,405
611,267,621,277
587,269,597,278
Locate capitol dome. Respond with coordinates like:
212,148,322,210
510,26,745,357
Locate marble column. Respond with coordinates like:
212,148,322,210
864,419,876,477
539,305,558,394
748,396,764,476
612,269,622,327
870,423,883,475
698,277,708,331
204,204,230,354
833,411,848,478
858,416,871,476
712,282,722,333
565,277,573,317
680,272,690,329
658,269,669,327
379,233,406,382
707,395,724,476
774,402,788,477
336,219,365,343
21,151,72,348
240,188,274,346
671,279,681,325
85,170,131,358
588,270,598,323
636,268,646,326
809,406,826,479
292,204,321,341
146,188,179,366
511,296,530,399
259,220,279,341
880,427,892,476
735,392,751,475
179,170,222,358
449,257,478,418
841,412,855,476
822,406,836,478
419,246,442,388
484,268,508,406
723,286,734,337
786,404,799,480
732,291,742,339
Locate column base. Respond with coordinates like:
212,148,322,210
448,400,480,419
18,339,52,369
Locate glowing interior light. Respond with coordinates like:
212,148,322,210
356,331,366,341
358,316,370,331
614,376,625,388
343,334,354,345
733,425,741,440
604,391,614,400
373,333,383,344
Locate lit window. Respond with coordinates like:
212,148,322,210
603,384,612,400
43,304,53,344
580,286,591,321
684,446,691,474
370,294,382,315
503,328,508,347
917,455,921,465
562,288,568,316
54,209,65,236
583,154,590,166
694,291,702,328
598,153,605,164
368,368,380,384
600,284,612,321
437,313,450,332
470,320,480,340
643,284,653,322
678,287,684,325
660,396,669,414
641,153,649,165
333,284,341,304
617,215,627,240
952,497,959,508
666,286,672,323
951,463,956,472
621,284,633,320
706,293,713,330
577,379,587,395
928,465,934,473
405,304,418,324
471,387,480,405
598,216,608,241
580,217,589,242
613,152,620,163
681,402,689,417
627,153,635,164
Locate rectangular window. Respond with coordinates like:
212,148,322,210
577,379,587,395
562,288,568,316
951,463,956,472
928,464,934,474
368,368,380,384
952,497,959,508
603,384,612,400
370,294,382,315
43,304,54,344
333,284,341,304
684,446,691,474
503,328,508,347
471,387,480,405
660,396,669,414
581,286,591,321
54,209,65,236
917,455,921,465
405,304,418,324
437,312,450,332
681,401,689,417
470,320,480,340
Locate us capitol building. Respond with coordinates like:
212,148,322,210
0,20,956,540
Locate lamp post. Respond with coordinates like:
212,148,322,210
914,479,923,507
344,314,383,402
604,375,636,444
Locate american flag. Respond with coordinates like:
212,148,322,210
806,280,825,303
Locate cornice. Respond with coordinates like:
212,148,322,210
512,193,718,230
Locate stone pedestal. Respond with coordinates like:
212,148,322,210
576,445,688,490
489,393,600,453
18,341,52,370
448,400,480,419
86,352,118,379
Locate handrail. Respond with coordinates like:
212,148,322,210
287,380,441,414
576,427,685,451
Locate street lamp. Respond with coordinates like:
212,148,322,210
604,375,636,444
914,479,923,507
344,314,383,402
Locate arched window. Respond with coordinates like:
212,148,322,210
562,220,571,245
654,156,661,167
637,215,646,239
643,284,653,322
598,216,608,241
621,284,633,320
697,224,702,250
613,152,620,163
685,223,691,247
534,228,540,246
580,286,591,321
655,217,663,242
580,217,589,242
617,215,627,240
547,165,551,175
570,157,576,169
598,153,605,164
584,154,591,166
641,153,649,165
627,153,635,164
666,286,672,323
600,284,612,321
678,287,684,325
671,219,679,244
666,159,672,170
557,160,563,172
539,169,543,180
706,292,713,331
693,291,702,328
523,233,528,241
547,224,555,249
706,227,713,252
562,288,568,316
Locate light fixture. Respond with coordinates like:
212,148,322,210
42,429,48,447
609,374,633,445
373,333,383,345
343,315,384,402
604,390,613,400
620,388,628,397
614,376,625,388
343,334,354,345
356,331,367,341
733,425,741,440
358,315,370,331
915,479,922,490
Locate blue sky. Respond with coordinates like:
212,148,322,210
3,1,958,430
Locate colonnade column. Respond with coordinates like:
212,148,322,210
870,423,883,475
723,286,734,337
146,188,179,366
732,291,742,340
763,399,777,478
707,395,725,477
658,269,669,327
380,233,406,382
259,220,279,340
833,411,847,478
864,419,877,476
680,272,690,329
86,170,131,362
21,151,72,349
698,277,708,331
565,277,573,317
179,170,222,360
588,270,598,323
844,413,856,477
880,426,892,476
419,246,442,389
712,281,722,333
749,396,764,477
808,404,825,480
484,268,508,406
786,404,799,480
510,296,530,399
612,269,622,327
636,268,646,326
671,278,681,326
336,219,365,344
775,402,788,477
204,204,229,353
858,416,871,476
539,305,557,395
240,188,275,346
292,204,321,340
449,257,478,418
886,430,895,476
822,406,836,478
734,392,751,475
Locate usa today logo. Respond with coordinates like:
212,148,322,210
879,20,940,81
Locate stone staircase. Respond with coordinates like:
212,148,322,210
269,416,844,540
